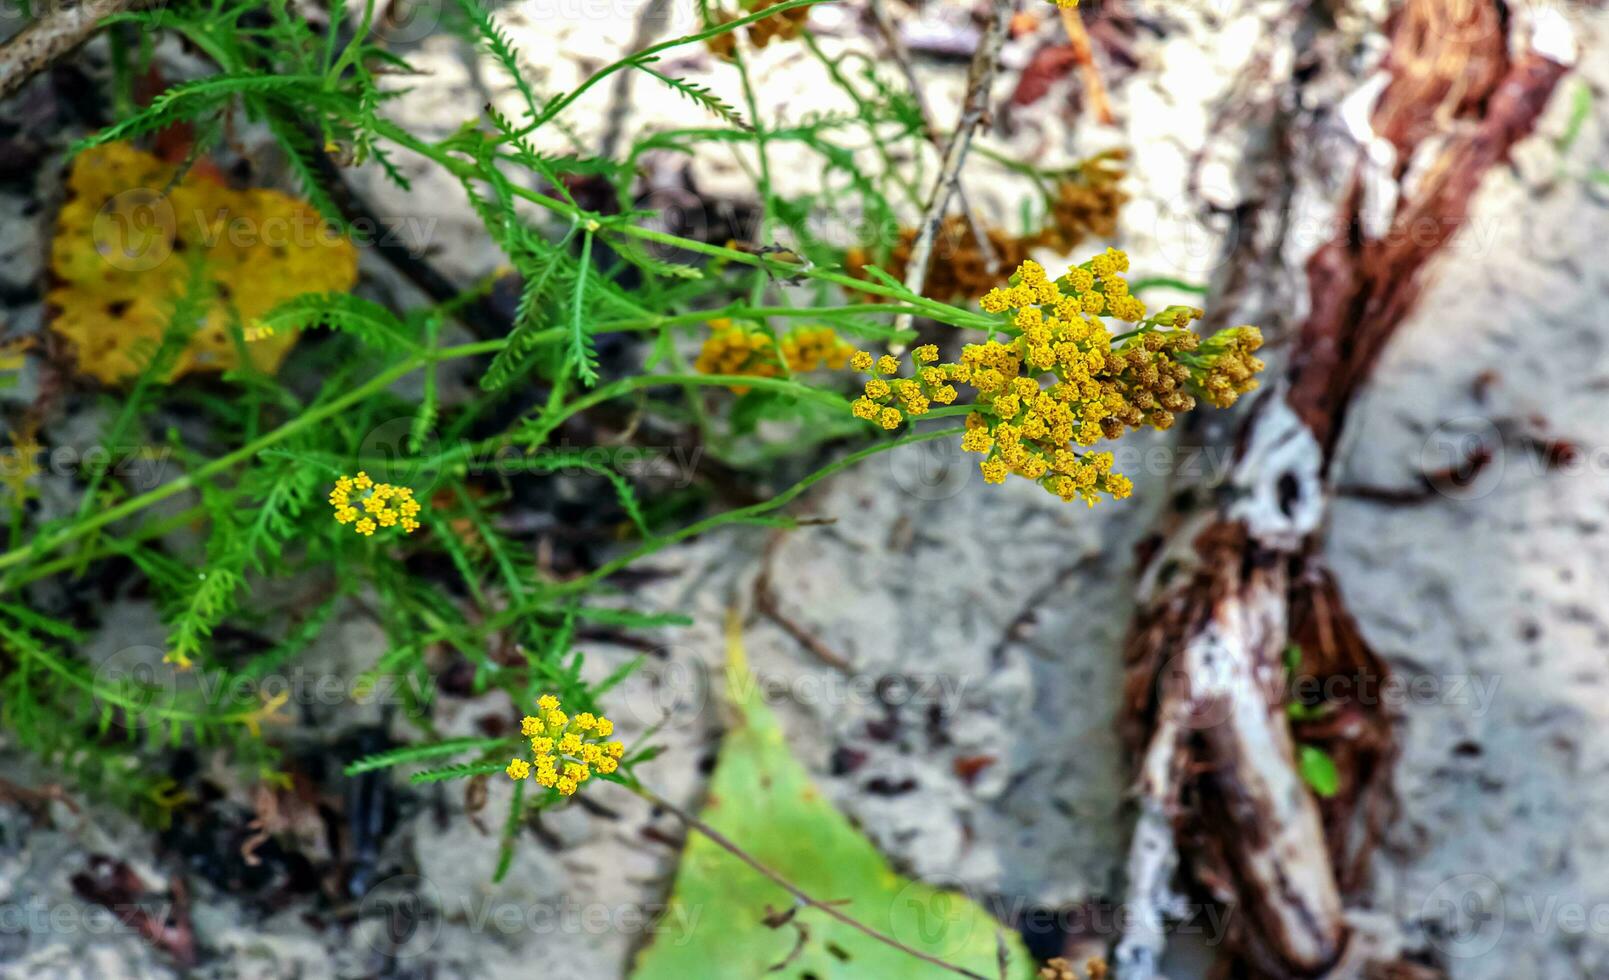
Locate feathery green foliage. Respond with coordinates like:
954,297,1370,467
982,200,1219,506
0,1,1229,929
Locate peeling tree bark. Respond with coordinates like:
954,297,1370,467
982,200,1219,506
1111,2,1574,976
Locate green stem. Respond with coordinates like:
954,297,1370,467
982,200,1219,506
1128,276,1209,296
439,373,852,468
547,425,962,596
520,0,827,137
3,506,207,592
0,354,431,578
799,31,923,208
0,293,918,584
398,426,964,647
366,118,1000,333
6,630,262,726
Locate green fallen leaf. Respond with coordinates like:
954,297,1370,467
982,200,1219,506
1298,744,1341,799
1557,81,1593,157
631,615,1035,980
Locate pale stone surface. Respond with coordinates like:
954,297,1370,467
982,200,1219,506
1328,10,1609,976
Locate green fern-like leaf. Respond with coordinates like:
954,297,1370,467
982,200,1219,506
73,74,326,154
480,229,576,391
567,230,600,386
633,62,751,131
346,736,510,776
257,293,418,352
167,566,245,667
411,761,506,784
452,0,546,121
517,451,652,538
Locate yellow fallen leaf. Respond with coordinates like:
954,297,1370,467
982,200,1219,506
48,141,359,383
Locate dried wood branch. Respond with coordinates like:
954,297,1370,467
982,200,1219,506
891,0,1011,347
867,0,999,275
1056,2,1114,126
0,0,141,101
753,536,854,671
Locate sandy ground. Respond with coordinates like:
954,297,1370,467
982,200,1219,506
1,1,1607,977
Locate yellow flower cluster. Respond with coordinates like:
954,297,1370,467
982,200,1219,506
748,0,812,46
694,319,853,393
329,472,422,536
852,250,1264,506
506,695,625,796
849,346,959,431
779,326,855,372
1195,326,1266,408
1038,150,1128,252
48,142,357,384
1,419,42,506
846,152,1128,304
705,0,810,60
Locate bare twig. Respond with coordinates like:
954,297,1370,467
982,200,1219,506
1056,3,1115,126
763,902,811,972
0,0,142,101
0,776,79,823
753,536,854,671
867,0,999,275
891,0,1012,348
635,783,993,979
